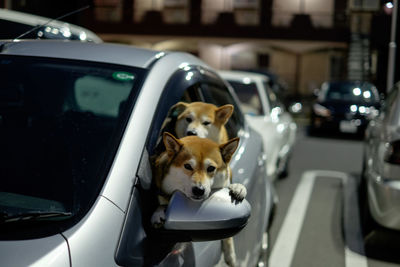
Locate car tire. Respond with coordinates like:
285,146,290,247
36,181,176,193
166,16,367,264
277,157,289,179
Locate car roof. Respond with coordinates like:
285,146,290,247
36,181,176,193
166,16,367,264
0,39,165,68
0,8,102,43
218,70,269,83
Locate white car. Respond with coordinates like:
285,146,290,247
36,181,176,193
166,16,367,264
219,70,297,180
0,8,102,42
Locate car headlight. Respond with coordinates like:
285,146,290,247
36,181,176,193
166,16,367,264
313,103,331,117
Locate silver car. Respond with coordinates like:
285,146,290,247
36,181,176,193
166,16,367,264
219,70,297,180
361,81,400,233
0,40,275,267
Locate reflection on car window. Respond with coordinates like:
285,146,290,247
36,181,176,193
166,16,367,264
75,74,133,117
0,56,144,237
228,81,263,116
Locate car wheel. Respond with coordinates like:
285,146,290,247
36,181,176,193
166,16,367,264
277,156,289,179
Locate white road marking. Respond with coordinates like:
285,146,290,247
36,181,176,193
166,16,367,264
269,170,368,267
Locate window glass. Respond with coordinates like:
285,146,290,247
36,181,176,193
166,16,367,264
74,74,133,117
227,80,263,116
0,56,145,238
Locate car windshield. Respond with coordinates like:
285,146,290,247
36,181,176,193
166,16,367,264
0,56,144,235
320,82,379,104
228,80,263,115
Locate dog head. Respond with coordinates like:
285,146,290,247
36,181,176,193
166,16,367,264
160,132,239,201
172,102,233,140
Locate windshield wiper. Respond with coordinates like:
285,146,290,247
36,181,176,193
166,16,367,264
0,211,73,224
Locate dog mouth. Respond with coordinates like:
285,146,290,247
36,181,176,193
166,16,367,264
190,195,205,201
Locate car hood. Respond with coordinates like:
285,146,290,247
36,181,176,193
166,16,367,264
0,234,70,266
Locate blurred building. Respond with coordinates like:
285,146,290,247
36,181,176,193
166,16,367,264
1,0,393,96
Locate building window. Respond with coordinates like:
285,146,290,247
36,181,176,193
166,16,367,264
272,0,334,28
202,0,259,25
94,0,122,22
134,0,189,24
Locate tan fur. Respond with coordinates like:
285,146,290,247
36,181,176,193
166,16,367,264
172,102,233,144
153,133,238,200
151,133,245,267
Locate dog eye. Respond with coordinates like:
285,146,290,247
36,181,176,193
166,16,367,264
184,163,193,171
186,117,192,123
207,166,216,172
202,121,211,126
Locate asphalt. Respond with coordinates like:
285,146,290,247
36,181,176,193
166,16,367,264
269,126,400,267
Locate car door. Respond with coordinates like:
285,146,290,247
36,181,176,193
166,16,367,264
365,87,398,176
199,77,270,267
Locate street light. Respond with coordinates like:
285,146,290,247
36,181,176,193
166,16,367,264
387,0,398,92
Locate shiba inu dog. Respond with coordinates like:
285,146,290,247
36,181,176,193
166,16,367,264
163,101,234,144
151,132,247,267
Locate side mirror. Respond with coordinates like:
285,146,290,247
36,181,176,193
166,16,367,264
155,188,251,242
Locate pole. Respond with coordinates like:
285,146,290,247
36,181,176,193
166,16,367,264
387,0,398,93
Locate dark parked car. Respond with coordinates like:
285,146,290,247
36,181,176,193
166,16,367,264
310,81,381,135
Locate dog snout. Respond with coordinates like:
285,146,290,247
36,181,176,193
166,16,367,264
187,130,197,136
192,185,205,197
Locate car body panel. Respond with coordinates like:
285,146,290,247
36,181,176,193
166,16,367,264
0,8,102,42
63,197,125,267
219,70,296,180
0,40,160,68
363,82,400,230
0,235,70,267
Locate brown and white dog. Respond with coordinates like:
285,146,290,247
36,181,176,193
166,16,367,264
151,132,247,267
161,101,234,144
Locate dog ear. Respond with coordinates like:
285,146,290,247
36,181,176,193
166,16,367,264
215,104,234,125
163,132,182,155
220,137,239,163
170,102,188,118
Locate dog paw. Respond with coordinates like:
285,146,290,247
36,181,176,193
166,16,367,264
151,207,166,228
228,183,247,202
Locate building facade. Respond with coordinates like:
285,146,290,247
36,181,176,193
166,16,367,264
2,0,388,96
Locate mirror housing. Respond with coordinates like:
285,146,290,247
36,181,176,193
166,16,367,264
153,188,251,242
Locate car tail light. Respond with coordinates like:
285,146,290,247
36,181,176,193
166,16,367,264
313,103,331,117
384,140,400,164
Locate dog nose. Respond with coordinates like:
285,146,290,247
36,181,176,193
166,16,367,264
187,130,197,136
192,185,205,197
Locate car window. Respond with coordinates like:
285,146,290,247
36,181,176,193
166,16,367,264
227,80,263,116
74,74,133,117
147,67,244,154
0,56,145,238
